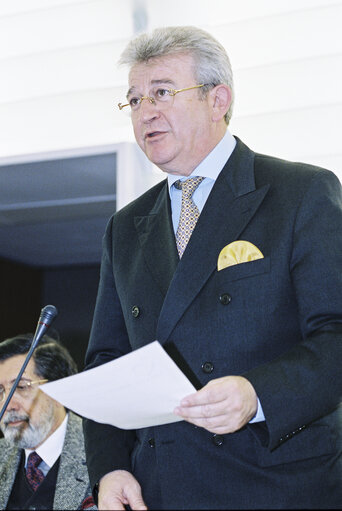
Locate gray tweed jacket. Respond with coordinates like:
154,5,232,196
0,412,96,510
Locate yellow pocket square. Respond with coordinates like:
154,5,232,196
217,240,264,271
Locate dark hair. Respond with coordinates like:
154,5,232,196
0,333,77,381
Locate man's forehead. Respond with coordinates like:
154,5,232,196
0,355,37,382
128,53,195,86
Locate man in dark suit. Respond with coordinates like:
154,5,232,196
83,25,342,509
0,334,96,510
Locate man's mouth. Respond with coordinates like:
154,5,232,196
8,420,26,426
145,131,166,139
4,415,29,428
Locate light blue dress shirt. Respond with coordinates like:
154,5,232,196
168,129,265,423
168,130,236,232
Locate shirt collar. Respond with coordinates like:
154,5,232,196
167,129,236,191
25,413,68,469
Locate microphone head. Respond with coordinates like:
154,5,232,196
39,305,58,326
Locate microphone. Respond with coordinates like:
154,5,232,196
0,305,58,423
32,305,58,349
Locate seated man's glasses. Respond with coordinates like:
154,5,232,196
0,379,48,403
118,84,208,111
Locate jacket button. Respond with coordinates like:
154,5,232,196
148,438,155,448
202,362,214,374
219,293,232,305
131,305,140,318
212,434,224,446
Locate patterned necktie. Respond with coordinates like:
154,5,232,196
175,176,204,258
26,451,45,491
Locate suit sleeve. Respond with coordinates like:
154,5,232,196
244,169,342,450
83,216,136,490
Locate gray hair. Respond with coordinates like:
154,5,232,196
119,25,234,125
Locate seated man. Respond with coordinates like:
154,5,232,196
0,333,96,510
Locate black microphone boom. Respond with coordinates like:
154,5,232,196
0,305,58,423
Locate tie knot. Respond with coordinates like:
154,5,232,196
174,177,204,199
27,451,42,469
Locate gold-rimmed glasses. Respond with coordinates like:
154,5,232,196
118,84,208,111
0,379,48,403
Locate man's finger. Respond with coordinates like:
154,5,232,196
180,385,226,407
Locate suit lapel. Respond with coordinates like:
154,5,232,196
0,443,21,509
156,138,270,342
54,413,90,510
134,182,179,297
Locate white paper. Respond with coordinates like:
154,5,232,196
41,341,196,429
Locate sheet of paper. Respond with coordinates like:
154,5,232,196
41,341,196,429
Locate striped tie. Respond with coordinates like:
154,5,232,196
175,177,204,258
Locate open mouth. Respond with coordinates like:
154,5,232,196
145,131,165,139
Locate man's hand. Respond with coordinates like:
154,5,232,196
98,470,147,510
174,375,258,434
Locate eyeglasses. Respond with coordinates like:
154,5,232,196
0,379,48,403
118,84,208,111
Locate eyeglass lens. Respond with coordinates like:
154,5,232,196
0,381,42,402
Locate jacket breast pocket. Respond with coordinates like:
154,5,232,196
217,256,271,283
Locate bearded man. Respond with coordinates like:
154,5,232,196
0,334,96,510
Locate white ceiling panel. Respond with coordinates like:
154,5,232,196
0,88,134,158
0,41,127,104
0,0,133,60
147,0,341,27
0,0,91,17
0,0,341,267
230,103,342,179
234,54,342,117
211,4,342,70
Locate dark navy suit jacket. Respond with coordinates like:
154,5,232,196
84,138,342,509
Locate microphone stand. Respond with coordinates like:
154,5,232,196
0,305,58,423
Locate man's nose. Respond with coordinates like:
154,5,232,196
138,97,160,122
6,392,21,410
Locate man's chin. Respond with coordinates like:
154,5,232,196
144,145,175,168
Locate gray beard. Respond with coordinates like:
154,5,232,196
0,404,54,449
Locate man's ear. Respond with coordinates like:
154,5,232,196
210,84,232,122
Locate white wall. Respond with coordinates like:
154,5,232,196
0,0,341,206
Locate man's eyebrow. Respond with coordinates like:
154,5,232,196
0,377,31,387
126,79,175,98
151,79,175,86
14,377,30,384
126,87,136,99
